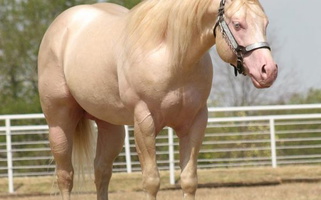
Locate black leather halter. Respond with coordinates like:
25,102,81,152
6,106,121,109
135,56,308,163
213,0,271,76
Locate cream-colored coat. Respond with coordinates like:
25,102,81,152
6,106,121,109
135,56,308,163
38,1,277,200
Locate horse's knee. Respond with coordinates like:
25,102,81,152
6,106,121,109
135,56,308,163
180,170,198,196
48,126,74,199
142,170,160,196
56,168,74,197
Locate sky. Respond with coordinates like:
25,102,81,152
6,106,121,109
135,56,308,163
260,0,321,92
100,0,320,95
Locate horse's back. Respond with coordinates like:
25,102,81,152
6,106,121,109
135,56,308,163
38,2,127,61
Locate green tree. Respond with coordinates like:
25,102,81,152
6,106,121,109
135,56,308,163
0,0,142,114
287,88,321,104
106,0,141,8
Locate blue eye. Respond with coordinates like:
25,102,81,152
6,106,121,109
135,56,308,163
233,22,241,30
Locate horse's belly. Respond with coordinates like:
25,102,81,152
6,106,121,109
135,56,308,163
70,80,134,125
83,100,134,126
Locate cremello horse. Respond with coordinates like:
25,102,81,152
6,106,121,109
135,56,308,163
38,0,278,199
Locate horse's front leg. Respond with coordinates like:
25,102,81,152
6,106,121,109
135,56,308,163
134,105,160,200
177,107,208,200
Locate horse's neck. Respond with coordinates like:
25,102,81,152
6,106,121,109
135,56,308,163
123,0,220,72
184,31,216,67
175,1,218,69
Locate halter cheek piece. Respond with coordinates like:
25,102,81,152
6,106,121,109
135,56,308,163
213,0,271,76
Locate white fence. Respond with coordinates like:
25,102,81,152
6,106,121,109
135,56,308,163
1,104,321,193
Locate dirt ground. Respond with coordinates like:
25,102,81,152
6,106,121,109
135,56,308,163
2,183,321,200
1,166,321,200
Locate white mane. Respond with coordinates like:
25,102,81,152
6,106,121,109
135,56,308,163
123,0,213,67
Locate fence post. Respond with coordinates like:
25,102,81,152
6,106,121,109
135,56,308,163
124,126,132,173
168,128,175,185
269,118,277,168
5,118,14,193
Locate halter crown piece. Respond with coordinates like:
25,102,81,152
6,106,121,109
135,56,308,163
213,0,271,76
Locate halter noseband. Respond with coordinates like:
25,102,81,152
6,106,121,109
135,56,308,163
213,0,271,76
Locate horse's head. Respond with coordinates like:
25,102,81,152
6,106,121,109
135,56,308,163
214,0,278,88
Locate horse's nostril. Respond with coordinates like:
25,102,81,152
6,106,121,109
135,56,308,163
262,64,267,74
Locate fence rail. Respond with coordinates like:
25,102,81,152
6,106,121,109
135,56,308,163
1,104,321,193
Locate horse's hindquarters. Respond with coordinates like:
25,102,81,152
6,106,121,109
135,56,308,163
39,3,133,125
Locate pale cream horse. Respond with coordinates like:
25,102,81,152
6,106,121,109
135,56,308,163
38,0,278,199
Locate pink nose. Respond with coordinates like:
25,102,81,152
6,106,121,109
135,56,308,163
260,63,278,87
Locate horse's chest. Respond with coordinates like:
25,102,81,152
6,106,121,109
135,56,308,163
153,85,208,127
161,88,201,110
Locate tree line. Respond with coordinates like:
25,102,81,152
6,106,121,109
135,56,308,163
0,0,320,115
0,0,140,114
